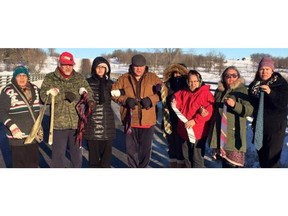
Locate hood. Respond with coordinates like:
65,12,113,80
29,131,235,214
91,57,111,79
163,63,188,82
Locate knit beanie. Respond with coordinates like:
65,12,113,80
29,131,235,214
131,54,146,66
258,57,275,71
13,66,30,79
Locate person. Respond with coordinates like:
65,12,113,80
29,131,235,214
83,57,116,168
172,70,214,168
40,51,94,168
111,54,162,168
0,66,42,167
208,66,253,168
248,57,288,168
161,63,188,168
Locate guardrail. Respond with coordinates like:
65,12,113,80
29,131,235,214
0,73,46,88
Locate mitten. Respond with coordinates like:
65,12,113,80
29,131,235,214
65,91,77,103
46,88,59,96
140,97,152,109
79,87,88,96
126,97,138,109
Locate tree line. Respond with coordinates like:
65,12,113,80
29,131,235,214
1,48,288,75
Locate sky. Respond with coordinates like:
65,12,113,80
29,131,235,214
51,48,288,60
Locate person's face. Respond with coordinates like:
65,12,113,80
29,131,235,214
16,74,28,88
173,71,181,77
96,65,106,77
60,64,74,76
133,65,146,79
224,69,239,86
259,66,273,81
188,74,200,91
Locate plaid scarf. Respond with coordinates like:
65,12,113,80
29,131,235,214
76,92,92,148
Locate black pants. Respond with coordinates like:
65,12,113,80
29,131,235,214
52,129,82,168
184,137,206,168
87,140,112,168
10,141,39,168
125,127,154,168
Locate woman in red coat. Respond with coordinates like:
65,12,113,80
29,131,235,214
172,70,214,168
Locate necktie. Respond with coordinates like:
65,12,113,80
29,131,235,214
220,103,228,155
161,85,172,136
254,91,264,151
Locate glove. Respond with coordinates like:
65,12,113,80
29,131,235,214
65,91,77,103
111,89,125,97
79,87,88,96
88,100,96,111
9,124,24,139
153,83,162,94
46,88,59,96
140,97,152,109
126,97,138,109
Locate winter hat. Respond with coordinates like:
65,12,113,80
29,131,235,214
258,57,275,71
98,63,109,72
13,66,30,79
131,54,146,66
59,52,75,65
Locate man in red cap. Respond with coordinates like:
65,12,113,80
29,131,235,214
40,51,94,168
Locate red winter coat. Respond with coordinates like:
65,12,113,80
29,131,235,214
174,85,214,141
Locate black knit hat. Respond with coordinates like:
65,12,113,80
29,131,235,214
131,54,146,66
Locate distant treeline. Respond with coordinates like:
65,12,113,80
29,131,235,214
1,48,288,74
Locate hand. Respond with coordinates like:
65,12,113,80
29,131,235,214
260,85,271,94
111,89,125,97
171,98,177,107
79,87,88,96
153,83,162,94
185,119,196,129
9,124,24,139
126,97,138,109
224,97,236,108
140,97,152,109
199,106,208,117
46,88,59,96
65,91,77,103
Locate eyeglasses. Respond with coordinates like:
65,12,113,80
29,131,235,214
225,74,238,78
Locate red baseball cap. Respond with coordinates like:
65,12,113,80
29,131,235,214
59,52,75,65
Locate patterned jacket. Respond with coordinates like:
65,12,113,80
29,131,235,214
40,67,94,130
0,80,41,140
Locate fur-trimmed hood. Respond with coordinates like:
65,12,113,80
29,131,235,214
163,63,188,82
217,77,246,92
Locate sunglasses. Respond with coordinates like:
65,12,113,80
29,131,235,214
225,74,238,78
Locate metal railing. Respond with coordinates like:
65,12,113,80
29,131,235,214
0,73,46,88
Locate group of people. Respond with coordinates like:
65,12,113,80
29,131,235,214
0,52,287,168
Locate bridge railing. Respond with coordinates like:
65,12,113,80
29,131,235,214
0,73,46,88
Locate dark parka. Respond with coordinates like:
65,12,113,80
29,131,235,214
208,78,253,153
83,57,116,140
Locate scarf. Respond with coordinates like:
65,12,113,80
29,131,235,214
76,92,92,148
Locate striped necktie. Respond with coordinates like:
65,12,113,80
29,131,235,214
254,91,264,151
161,85,172,136
220,103,228,148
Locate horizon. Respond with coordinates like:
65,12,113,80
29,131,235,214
51,48,288,60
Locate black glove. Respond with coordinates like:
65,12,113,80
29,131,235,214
153,83,162,94
140,97,152,109
126,97,138,109
65,91,76,103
